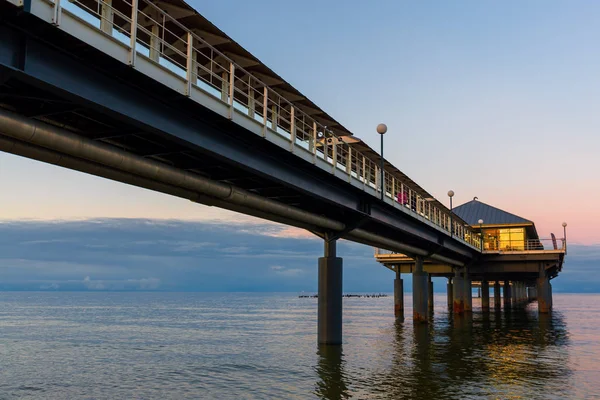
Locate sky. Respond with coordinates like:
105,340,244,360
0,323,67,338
1,1,598,291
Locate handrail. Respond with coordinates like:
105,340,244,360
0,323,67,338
45,0,482,249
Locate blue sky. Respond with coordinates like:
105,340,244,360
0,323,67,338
0,1,598,291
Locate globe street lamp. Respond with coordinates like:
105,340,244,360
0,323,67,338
478,219,484,252
562,222,567,251
376,123,387,200
448,190,454,237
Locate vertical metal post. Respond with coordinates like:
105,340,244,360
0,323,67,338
228,62,235,119
380,133,384,200
128,0,139,66
247,83,255,118
262,87,268,137
362,158,366,190
318,238,343,345
185,33,193,96
311,121,317,163
149,24,160,62
331,137,337,174
100,0,114,35
52,0,61,25
221,71,228,102
271,105,277,130
289,106,295,152
449,196,453,237
346,148,352,182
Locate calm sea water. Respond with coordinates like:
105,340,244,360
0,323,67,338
0,292,598,399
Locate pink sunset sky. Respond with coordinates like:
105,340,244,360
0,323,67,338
1,1,598,246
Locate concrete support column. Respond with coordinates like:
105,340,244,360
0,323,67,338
318,240,343,345
412,256,428,323
503,281,512,308
447,278,453,308
428,274,434,314
481,280,490,312
464,270,472,312
494,281,501,309
537,263,553,314
512,282,518,306
453,269,464,314
394,267,404,320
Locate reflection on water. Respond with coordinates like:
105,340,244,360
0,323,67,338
0,293,597,399
316,303,573,400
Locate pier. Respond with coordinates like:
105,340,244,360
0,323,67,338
0,0,566,346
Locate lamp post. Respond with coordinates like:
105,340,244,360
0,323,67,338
376,123,387,200
478,219,484,252
448,190,454,237
562,222,567,251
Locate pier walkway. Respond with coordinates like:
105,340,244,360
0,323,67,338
0,0,566,344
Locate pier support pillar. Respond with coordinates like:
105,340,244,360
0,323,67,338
453,269,464,314
494,281,501,310
412,256,428,323
394,267,404,320
503,281,512,309
447,278,453,308
464,270,472,312
428,274,434,314
537,264,552,314
481,280,490,312
318,239,342,345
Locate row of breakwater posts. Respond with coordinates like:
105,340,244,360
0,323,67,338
299,294,388,298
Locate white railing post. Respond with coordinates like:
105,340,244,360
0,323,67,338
346,147,351,182
221,71,228,102
228,62,235,119
362,157,366,190
149,24,160,62
52,0,61,25
289,106,295,152
262,87,268,137
128,0,138,66
271,105,277,130
100,0,114,35
247,82,255,118
311,121,317,164
185,33,193,96
331,137,337,173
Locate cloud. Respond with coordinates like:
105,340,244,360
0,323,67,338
83,276,105,290
0,218,596,292
275,268,303,277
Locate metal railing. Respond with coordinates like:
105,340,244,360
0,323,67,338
482,238,566,252
375,237,566,257
47,0,482,248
